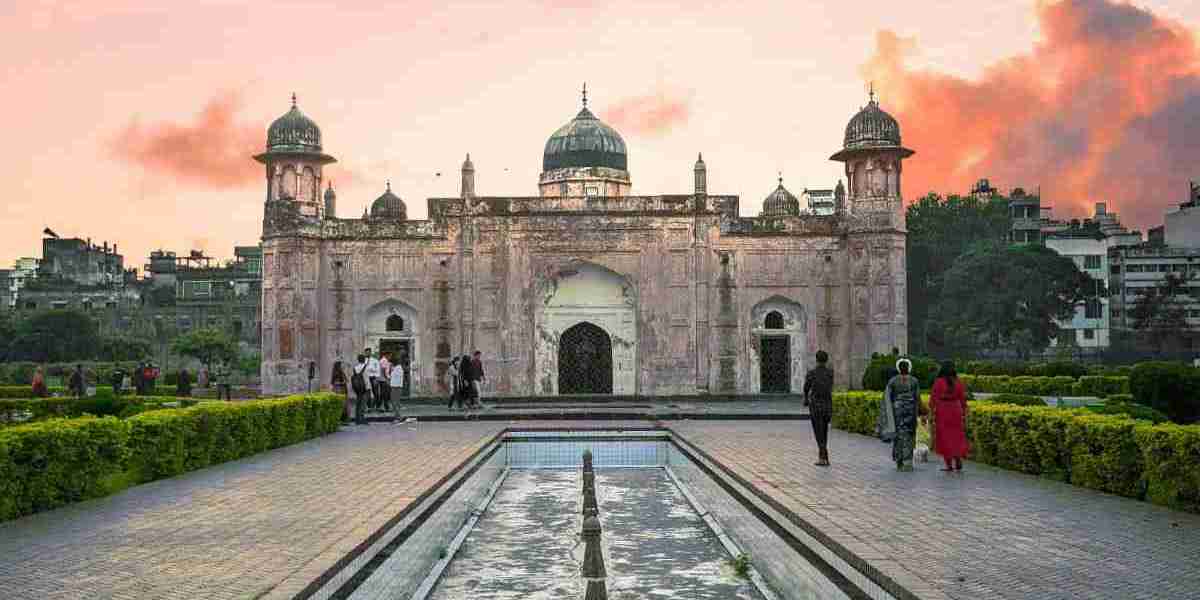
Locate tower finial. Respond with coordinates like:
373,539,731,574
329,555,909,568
291,92,297,108
869,81,875,104
386,180,391,192
582,82,588,108
778,171,783,186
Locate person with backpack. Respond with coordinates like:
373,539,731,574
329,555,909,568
110,368,125,396
803,350,835,467
881,358,922,472
350,354,371,425
68,364,85,398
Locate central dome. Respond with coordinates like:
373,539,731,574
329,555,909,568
761,177,800,217
543,105,628,171
369,182,406,220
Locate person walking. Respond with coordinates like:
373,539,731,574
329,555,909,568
803,350,835,466
110,368,125,396
876,347,900,441
68,364,85,398
132,362,145,396
469,350,485,408
197,365,210,391
176,368,192,398
379,352,393,412
351,354,371,425
330,361,350,423
930,360,970,472
881,359,921,472
364,348,382,412
388,354,405,417
458,353,477,410
214,362,233,400
31,367,48,398
446,356,462,410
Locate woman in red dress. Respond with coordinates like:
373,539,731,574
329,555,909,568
930,361,969,472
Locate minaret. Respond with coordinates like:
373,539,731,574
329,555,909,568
693,153,707,197
461,153,475,199
829,86,914,226
323,181,337,219
255,94,337,226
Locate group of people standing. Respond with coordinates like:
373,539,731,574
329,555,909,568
331,347,407,425
804,349,971,473
446,351,485,411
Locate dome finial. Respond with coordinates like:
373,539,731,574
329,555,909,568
869,81,875,105
582,82,588,108
291,92,297,108
778,171,783,186
386,180,391,192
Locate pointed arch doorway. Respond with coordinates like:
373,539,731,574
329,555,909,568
558,322,613,394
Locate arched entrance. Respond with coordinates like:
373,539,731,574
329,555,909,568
760,310,790,393
557,322,613,394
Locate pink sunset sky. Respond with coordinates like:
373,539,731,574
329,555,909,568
2,0,1199,268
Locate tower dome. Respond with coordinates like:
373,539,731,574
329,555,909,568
543,86,628,171
761,176,800,217
830,88,914,162
369,182,406,220
266,94,323,153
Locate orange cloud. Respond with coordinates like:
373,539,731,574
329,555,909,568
109,91,264,189
862,0,1200,228
601,90,691,137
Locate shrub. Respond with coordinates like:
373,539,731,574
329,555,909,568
0,396,182,427
1026,360,1090,378
861,354,939,391
1129,362,1200,424
1089,400,1169,424
986,393,1046,407
127,394,343,482
1065,414,1144,498
959,375,1084,396
0,417,130,521
831,391,931,437
1136,424,1200,513
1071,376,1131,398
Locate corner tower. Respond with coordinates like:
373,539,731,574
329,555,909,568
539,84,631,197
830,87,913,378
255,94,337,226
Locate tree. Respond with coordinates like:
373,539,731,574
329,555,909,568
98,335,155,361
906,192,1012,355
7,309,101,363
1129,273,1197,353
937,242,1097,358
171,327,239,369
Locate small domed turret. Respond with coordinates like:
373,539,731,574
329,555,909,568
761,175,800,217
266,94,323,153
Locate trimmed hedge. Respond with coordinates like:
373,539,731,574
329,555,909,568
1136,424,1200,513
861,354,940,391
982,393,1046,407
958,374,1130,398
0,394,343,522
0,396,189,426
0,417,130,519
831,392,1200,513
1088,397,1169,424
1129,362,1200,424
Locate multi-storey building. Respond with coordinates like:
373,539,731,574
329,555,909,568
1045,203,1142,350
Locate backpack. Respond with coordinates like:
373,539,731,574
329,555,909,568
351,366,368,395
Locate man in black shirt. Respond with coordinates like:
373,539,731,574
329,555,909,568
804,350,835,467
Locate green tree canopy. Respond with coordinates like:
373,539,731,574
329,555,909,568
906,192,1012,355
7,309,101,363
98,335,155,362
170,327,239,369
936,242,1097,358
1129,273,1197,352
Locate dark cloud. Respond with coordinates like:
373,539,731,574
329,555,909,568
861,0,1200,227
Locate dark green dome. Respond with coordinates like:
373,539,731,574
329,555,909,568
267,95,323,153
543,106,628,171
843,99,901,150
370,182,406,220
762,178,800,217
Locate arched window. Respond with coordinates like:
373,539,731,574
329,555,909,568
386,315,405,331
764,311,784,329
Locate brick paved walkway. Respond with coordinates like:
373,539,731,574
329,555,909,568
670,421,1200,600
0,422,512,600
3,419,1197,600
